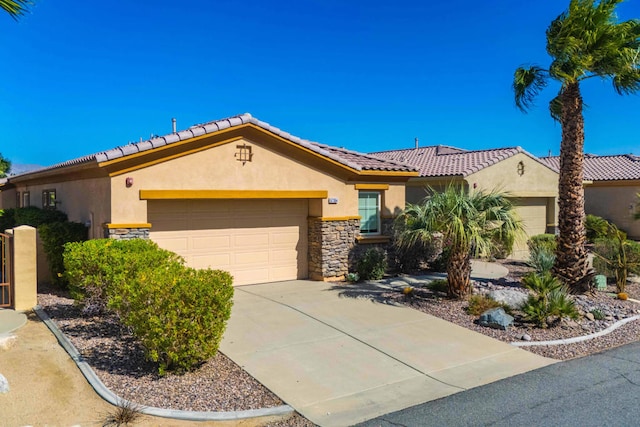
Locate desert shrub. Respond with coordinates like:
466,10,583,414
429,245,452,273
527,245,556,274
39,221,88,288
393,238,441,272
585,214,612,243
528,234,557,255
426,278,448,293
466,294,505,316
345,272,360,283
521,272,578,328
590,308,605,320
64,239,182,315
109,263,234,375
592,232,640,293
356,247,387,280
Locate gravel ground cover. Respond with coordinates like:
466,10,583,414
381,260,640,360
36,261,640,426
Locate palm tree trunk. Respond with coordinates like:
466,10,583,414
447,246,472,299
553,82,593,292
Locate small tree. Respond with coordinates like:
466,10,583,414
0,153,10,178
395,185,523,299
592,223,640,293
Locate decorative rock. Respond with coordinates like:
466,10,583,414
0,373,8,393
478,307,514,330
488,289,529,309
564,320,580,329
521,333,532,341
585,312,595,321
0,334,16,351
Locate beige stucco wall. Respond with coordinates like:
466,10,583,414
9,225,37,311
0,187,16,210
585,183,640,239
110,137,406,224
13,177,111,239
466,153,558,197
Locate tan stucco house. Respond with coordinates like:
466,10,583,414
372,145,560,259
0,113,418,285
541,154,640,239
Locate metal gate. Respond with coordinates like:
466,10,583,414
0,232,13,308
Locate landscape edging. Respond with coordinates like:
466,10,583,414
511,314,640,347
33,305,294,421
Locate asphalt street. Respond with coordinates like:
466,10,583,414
357,341,640,427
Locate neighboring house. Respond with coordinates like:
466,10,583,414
540,154,640,239
372,145,560,259
0,113,417,285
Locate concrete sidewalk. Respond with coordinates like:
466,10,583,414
220,278,555,427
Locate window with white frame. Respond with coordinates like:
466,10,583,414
358,191,381,235
16,191,20,208
22,191,30,207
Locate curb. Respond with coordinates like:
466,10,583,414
511,314,640,347
33,305,294,421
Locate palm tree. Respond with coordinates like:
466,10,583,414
1,0,33,20
394,185,522,299
513,0,640,292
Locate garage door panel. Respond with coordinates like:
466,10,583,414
149,199,308,285
511,198,548,260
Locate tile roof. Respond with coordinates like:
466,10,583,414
371,145,554,178
9,113,416,180
540,154,640,181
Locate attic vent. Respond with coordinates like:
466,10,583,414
517,161,525,176
235,143,253,165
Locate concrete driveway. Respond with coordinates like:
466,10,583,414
220,280,555,427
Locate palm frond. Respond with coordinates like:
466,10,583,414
514,66,549,112
549,93,563,122
0,0,33,19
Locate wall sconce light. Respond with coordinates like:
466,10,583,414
125,177,134,187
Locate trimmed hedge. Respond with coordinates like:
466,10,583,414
64,238,234,374
110,264,234,375
39,221,87,288
64,239,182,315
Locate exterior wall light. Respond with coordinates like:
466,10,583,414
125,177,134,187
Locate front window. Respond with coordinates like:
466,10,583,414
358,191,380,235
22,192,30,207
42,189,57,209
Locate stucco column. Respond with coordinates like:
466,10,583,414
9,226,37,311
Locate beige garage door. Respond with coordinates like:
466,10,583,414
511,198,548,260
148,199,308,285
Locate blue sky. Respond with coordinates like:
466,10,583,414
1,0,639,167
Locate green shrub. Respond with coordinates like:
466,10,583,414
345,272,360,283
14,206,68,227
466,294,505,316
527,246,556,274
356,247,387,280
585,214,612,243
430,245,451,273
592,227,640,293
527,234,557,255
64,239,182,315
0,208,16,232
109,263,234,375
426,279,448,294
39,221,87,288
521,272,578,328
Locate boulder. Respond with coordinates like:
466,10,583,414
488,289,529,309
478,307,514,330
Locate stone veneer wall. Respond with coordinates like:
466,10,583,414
347,217,396,271
104,227,150,240
308,218,360,280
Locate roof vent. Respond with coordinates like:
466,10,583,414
415,137,419,149
172,118,177,134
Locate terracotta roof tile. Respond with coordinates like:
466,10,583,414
9,113,416,180
371,145,554,177
540,154,640,181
